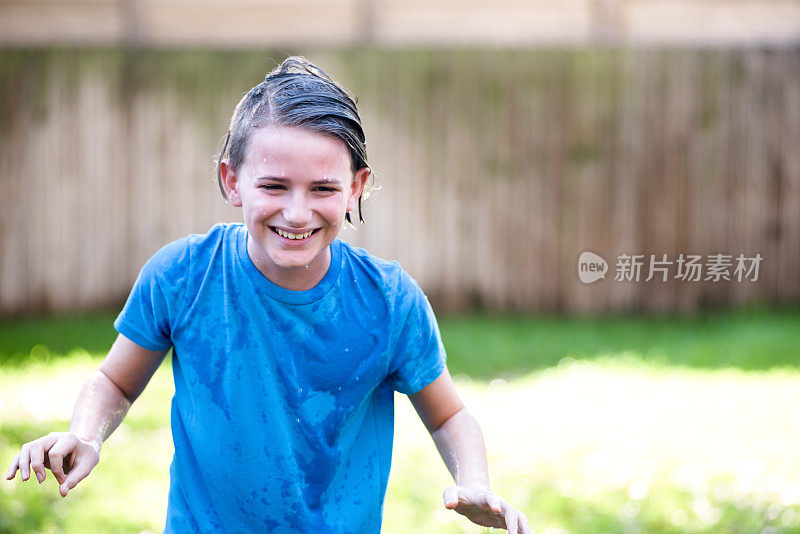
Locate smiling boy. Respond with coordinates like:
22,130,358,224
6,56,531,534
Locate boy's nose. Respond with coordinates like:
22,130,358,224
282,194,313,227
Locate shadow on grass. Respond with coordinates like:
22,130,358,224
440,305,800,379
2,306,799,380
0,312,119,367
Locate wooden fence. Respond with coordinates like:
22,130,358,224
0,48,798,315
2,0,799,47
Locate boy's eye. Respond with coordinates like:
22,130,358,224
258,184,339,193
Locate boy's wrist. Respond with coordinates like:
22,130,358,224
69,429,102,455
456,478,491,492
79,437,102,456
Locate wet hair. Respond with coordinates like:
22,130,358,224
216,56,370,224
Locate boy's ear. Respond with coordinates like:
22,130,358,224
220,160,243,207
347,167,371,212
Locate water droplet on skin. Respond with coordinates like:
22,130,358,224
262,158,267,163
281,171,286,177
304,265,309,269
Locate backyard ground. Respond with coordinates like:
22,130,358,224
1,307,799,533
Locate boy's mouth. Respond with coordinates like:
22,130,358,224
270,227,319,240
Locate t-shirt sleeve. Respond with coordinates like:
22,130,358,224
387,270,447,395
114,238,190,351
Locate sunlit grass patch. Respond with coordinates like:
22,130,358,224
385,357,800,533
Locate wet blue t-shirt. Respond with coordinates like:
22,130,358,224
114,223,446,533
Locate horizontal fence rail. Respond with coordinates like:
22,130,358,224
0,48,798,315
1,0,799,47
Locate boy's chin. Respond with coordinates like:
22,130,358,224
271,252,322,270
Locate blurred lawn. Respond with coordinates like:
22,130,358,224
1,307,799,533
439,306,800,377
2,306,799,372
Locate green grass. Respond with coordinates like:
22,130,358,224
2,306,798,374
0,312,118,368
1,307,800,533
439,306,800,378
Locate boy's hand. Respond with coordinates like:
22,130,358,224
443,485,532,534
5,432,100,498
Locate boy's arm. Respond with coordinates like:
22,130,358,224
6,334,167,497
71,333,168,444
409,369,532,534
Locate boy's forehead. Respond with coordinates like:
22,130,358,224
247,126,351,173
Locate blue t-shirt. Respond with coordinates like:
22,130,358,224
114,223,446,533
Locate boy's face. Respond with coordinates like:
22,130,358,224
223,125,369,288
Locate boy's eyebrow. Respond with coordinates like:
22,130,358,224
254,175,343,185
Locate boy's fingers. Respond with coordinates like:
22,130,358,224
5,453,20,480
485,493,502,514
40,434,60,473
19,444,31,481
48,441,72,485
442,486,459,509
505,510,519,534
519,513,533,534
48,434,79,486
60,459,93,498
506,501,525,534
7,434,63,483
29,445,46,484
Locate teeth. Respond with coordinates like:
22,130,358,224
276,228,313,240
